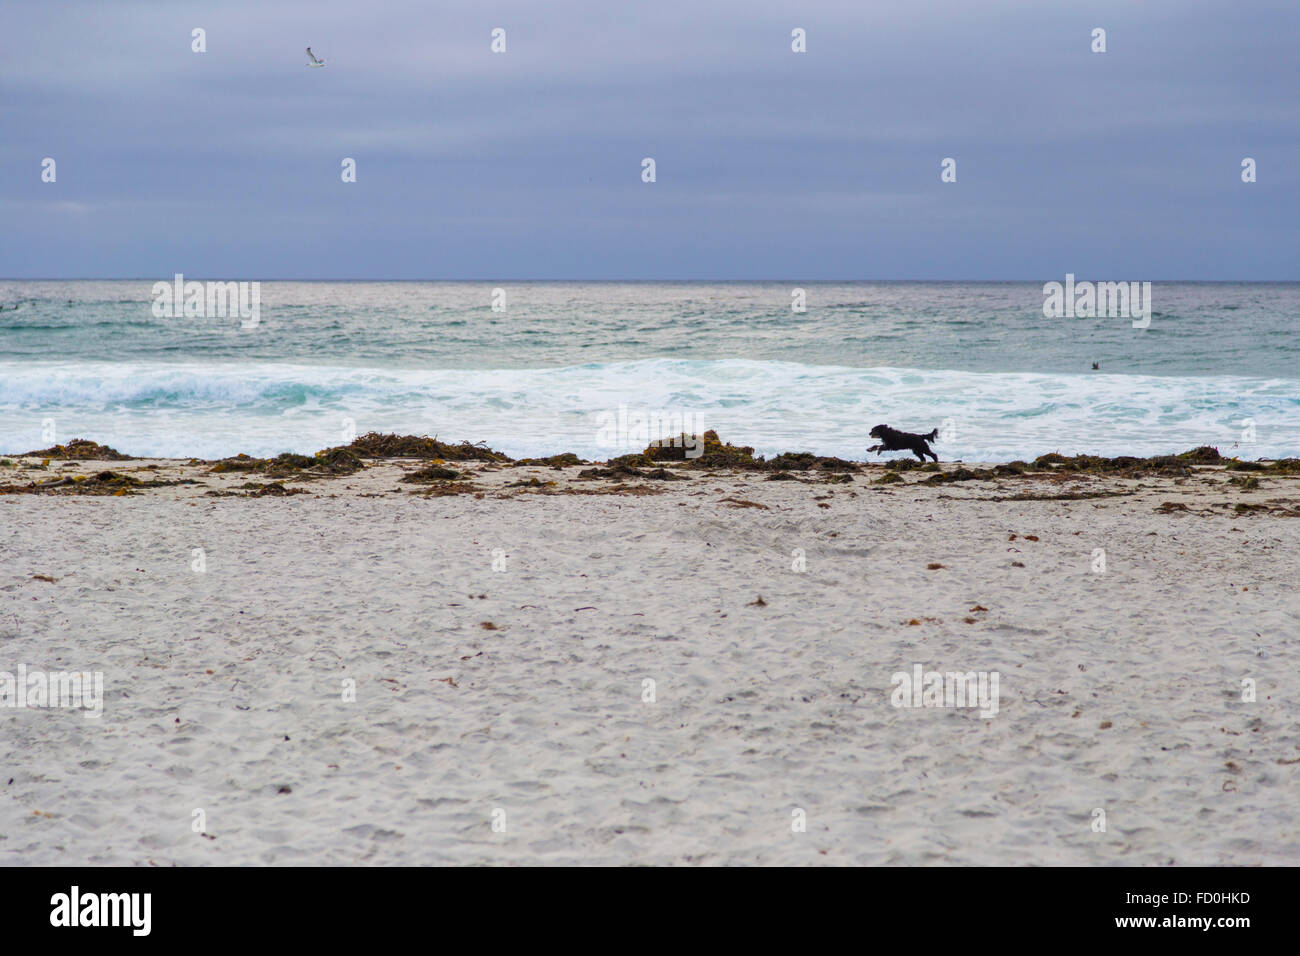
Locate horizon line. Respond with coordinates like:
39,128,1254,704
4,277,1299,284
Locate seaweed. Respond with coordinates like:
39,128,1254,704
643,430,763,470
924,468,982,484
400,464,468,483
414,481,480,497
554,484,664,497
606,453,655,468
505,477,556,488
888,459,927,472
578,464,689,481
1020,447,1283,478
767,452,861,473
642,433,706,462
1224,458,1300,474
209,453,299,475
18,432,1290,496
342,432,511,462
971,490,1131,501
512,453,588,467
0,470,198,496
1030,453,1191,478
205,481,310,497
1177,446,1222,462
642,467,689,481
242,482,309,497
312,447,366,474
17,439,131,461
765,452,818,470
578,463,643,480
642,430,861,473
208,448,364,478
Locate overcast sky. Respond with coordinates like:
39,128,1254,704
0,0,1295,279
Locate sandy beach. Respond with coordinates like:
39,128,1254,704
2,442,1298,865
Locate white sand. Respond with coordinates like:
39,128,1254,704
1,456,1298,865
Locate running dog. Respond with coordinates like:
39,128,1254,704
867,424,940,462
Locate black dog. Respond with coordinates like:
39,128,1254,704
867,424,939,462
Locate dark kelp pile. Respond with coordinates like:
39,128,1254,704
1224,458,1300,474
400,464,470,483
0,470,199,496
643,430,763,469
553,484,665,497
641,430,861,473
206,481,311,498
1177,446,1225,463
504,476,556,488
204,432,508,480
1157,498,1300,517
412,482,481,497
767,452,861,473
17,439,132,461
341,432,510,462
6,433,1297,504
512,453,588,468
925,468,983,484
1027,450,1298,479
1029,453,1194,478
866,445,1295,490
578,464,690,481
207,447,365,479
917,463,1046,483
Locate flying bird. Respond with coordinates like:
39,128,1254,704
305,47,325,68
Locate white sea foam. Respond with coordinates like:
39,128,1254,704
1,359,1295,461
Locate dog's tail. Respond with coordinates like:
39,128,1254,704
924,428,939,441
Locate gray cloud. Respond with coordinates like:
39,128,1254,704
1,0,1296,278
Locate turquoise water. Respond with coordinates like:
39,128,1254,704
1,281,1296,460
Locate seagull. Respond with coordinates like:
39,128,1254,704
305,47,325,68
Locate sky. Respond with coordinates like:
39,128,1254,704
0,0,1296,279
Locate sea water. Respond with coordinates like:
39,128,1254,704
1,280,1296,461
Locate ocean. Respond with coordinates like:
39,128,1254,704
1,280,1296,461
